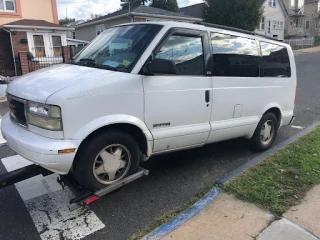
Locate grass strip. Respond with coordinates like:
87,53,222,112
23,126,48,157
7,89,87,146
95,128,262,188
131,188,211,240
223,126,320,215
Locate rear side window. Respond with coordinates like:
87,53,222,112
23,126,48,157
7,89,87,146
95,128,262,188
260,42,291,77
210,33,260,77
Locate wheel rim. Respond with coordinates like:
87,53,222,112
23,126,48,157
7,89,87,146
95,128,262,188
92,144,131,185
260,120,274,145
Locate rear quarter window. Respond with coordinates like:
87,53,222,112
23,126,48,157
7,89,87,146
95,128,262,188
260,42,291,77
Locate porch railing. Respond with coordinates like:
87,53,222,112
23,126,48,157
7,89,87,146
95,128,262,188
28,57,64,73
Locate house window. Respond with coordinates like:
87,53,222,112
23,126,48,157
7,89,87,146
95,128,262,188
96,24,105,36
72,31,76,39
306,20,310,29
295,18,299,27
273,21,283,30
269,0,276,7
33,35,46,57
0,0,16,12
52,36,62,57
259,17,265,30
316,20,318,29
291,0,294,7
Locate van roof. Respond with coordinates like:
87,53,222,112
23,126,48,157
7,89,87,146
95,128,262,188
118,21,289,47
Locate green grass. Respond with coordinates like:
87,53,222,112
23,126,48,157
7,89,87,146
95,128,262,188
223,126,320,216
130,188,212,240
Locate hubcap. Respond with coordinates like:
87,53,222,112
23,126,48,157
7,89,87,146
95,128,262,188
93,144,131,184
260,120,274,145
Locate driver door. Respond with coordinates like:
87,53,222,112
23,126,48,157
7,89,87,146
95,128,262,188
143,29,212,153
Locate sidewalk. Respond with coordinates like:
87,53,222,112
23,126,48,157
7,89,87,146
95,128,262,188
162,186,320,240
295,46,320,54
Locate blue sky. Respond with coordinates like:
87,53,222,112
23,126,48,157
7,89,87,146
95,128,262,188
57,0,203,20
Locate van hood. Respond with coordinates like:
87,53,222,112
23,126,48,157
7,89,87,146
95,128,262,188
6,64,113,103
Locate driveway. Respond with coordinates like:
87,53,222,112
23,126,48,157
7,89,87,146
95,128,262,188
0,52,319,240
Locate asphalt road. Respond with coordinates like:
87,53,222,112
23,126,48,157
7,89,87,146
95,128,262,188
0,52,320,240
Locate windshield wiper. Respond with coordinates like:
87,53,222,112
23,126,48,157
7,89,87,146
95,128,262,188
72,58,129,72
99,64,129,72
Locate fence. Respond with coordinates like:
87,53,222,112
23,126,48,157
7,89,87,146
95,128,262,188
284,37,315,49
28,57,63,73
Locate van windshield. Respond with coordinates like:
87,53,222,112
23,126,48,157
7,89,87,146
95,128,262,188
72,24,162,72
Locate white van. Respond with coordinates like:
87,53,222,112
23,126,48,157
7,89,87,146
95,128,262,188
1,22,296,190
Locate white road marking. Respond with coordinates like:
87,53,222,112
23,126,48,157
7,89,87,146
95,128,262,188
291,125,304,130
1,155,105,240
0,119,6,144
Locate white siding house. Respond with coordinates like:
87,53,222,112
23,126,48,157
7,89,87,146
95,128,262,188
255,0,287,40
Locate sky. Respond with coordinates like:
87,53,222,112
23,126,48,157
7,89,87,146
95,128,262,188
57,0,203,20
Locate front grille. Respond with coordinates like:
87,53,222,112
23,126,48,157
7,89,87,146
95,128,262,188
8,95,27,127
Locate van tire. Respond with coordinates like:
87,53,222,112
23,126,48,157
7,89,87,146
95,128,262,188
73,130,140,191
251,112,278,152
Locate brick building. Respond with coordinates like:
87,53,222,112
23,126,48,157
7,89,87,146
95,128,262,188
0,0,72,76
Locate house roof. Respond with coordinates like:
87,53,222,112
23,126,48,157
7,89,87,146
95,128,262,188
3,19,73,30
64,20,85,27
76,5,201,28
178,3,204,19
4,19,65,28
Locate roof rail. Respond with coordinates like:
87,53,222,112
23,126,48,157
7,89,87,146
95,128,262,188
194,21,278,41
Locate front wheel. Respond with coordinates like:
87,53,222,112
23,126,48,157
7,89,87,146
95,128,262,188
73,131,140,190
251,112,278,152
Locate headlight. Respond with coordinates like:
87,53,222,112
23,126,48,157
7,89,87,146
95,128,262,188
27,102,62,131
28,102,61,118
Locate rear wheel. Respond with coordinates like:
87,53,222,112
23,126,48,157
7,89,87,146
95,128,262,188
251,112,278,152
73,130,140,190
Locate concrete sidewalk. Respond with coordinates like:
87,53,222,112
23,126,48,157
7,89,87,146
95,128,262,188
161,186,320,240
295,46,320,54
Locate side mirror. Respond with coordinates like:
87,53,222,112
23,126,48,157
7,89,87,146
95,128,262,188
145,58,176,75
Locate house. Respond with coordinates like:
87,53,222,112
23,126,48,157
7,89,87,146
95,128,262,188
75,5,202,42
282,0,305,36
303,0,320,38
179,1,287,41
277,0,320,38
0,0,73,77
64,20,85,39
255,0,288,40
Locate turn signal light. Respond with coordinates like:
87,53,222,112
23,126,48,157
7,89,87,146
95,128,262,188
58,148,76,154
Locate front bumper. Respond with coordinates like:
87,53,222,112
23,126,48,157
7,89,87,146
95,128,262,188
1,113,81,174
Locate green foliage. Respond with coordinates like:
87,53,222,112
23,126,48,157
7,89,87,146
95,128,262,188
59,17,75,26
224,126,320,216
121,0,149,10
150,0,179,12
204,0,263,31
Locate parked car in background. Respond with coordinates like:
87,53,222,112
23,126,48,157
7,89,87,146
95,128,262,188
1,21,296,190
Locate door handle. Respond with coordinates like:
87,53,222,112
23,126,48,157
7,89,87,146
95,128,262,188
205,90,210,103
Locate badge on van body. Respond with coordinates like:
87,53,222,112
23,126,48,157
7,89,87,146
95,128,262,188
153,122,170,128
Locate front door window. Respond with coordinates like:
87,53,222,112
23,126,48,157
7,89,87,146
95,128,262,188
33,35,46,57
52,36,62,57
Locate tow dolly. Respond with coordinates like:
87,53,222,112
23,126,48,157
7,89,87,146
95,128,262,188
0,164,149,209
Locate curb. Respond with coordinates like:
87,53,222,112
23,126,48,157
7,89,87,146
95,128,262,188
142,187,221,240
142,121,320,240
216,120,320,185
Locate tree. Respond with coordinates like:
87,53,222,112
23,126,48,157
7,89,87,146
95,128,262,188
204,0,263,31
121,0,148,10
59,17,75,26
150,0,178,12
